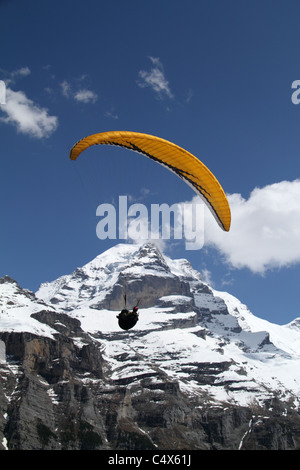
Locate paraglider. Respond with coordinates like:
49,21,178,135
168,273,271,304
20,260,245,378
69,131,231,231
117,295,140,331
117,306,139,331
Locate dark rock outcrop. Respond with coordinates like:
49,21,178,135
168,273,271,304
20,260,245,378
1,318,300,450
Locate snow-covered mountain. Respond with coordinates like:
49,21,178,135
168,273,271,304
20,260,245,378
1,242,300,450
34,242,300,407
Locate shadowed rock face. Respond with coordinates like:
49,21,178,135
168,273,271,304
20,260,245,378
89,243,192,310
97,273,192,311
1,243,300,450
1,326,300,451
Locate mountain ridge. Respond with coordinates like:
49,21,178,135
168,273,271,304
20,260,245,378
1,242,300,450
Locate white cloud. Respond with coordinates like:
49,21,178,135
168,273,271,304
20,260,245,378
137,57,173,99
201,180,300,273
74,89,98,104
60,80,97,104
0,87,58,138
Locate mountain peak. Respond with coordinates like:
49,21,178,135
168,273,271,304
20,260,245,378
0,275,19,285
123,242,171,276
36,242,179,311
136,241,165,257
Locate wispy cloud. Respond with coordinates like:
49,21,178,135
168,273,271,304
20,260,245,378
1,66,31,86
0,87,58,138
105,106,119,120
185,89,194,103
199,179,300,274
60,79,98,104
74,89,98,104
60,80,71,98
137,57,173,99
11,67,31,79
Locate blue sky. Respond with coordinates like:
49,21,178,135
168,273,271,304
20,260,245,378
1,0,300,324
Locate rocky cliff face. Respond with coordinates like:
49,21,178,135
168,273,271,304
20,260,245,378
1,243,300,450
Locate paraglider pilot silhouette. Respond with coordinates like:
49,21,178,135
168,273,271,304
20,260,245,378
117,295,140,330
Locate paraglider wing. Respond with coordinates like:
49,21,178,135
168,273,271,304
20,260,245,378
69,131,231,231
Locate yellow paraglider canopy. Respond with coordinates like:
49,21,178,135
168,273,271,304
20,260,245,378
70,131,231,231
